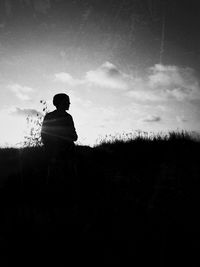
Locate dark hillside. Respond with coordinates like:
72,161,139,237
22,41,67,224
0,133,200,265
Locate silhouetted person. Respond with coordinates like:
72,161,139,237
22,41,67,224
41,93,78,162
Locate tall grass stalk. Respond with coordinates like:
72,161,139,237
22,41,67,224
23,100,48,147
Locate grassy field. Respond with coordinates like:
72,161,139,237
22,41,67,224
0,131,200,265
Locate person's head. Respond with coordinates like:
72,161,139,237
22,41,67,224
53,93,70,111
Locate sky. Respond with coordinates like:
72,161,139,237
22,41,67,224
0,0,200,147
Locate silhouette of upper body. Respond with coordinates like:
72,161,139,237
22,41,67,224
41,93,78,160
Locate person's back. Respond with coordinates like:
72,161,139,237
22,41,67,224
41,93,78,161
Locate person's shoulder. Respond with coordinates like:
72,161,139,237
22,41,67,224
65,112,72,119
44,110,56,119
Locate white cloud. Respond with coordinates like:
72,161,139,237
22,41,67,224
10,107,42,117
148,64,200,101
176,116,187,123
54,61,130,89
54,62,200,104
8,83,34,100
143,115,161,123
123,73,165,102
85,61,129,90
54,72,73,83
54,72,83,86
124,63,200,103
165,87,191,101
126,89,163,102
148,64,181,87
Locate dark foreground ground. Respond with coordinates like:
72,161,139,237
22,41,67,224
0,134,200,266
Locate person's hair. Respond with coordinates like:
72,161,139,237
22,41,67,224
53,93,69,107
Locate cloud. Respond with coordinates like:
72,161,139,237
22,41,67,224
54,62,200,104
165,87,192,101
176,116,187,123
8,84,34,100
126,89,163,102
54,72,83,86
148,64,200,101
54,62,130,89
85,62,200,103
10,107,42,117
143,115,161,122
148,64,181,87
123,74,165,102
124,63,200,103
85,61,129,90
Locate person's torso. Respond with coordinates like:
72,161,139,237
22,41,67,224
43,110,73,141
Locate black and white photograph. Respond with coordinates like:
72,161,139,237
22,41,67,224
0,0,200,265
